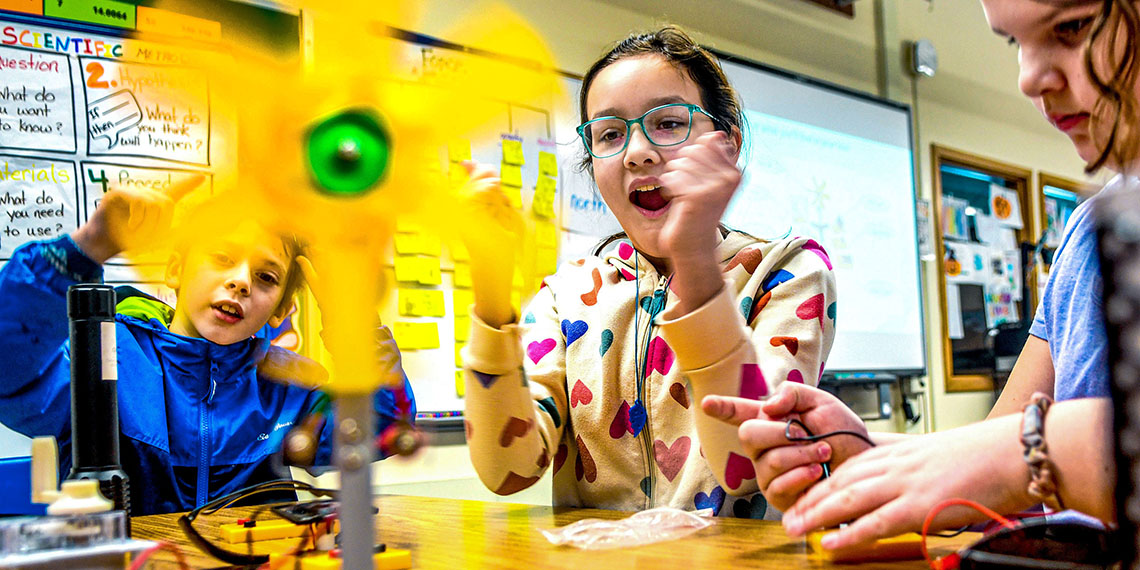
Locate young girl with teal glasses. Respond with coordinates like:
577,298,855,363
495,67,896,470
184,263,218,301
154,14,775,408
458,26,837,517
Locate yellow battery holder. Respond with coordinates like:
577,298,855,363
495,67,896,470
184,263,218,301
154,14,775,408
268,548,412,569
220,518,340,543
807,529,924,563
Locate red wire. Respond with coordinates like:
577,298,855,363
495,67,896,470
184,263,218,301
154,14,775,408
128,541,189,570
921,498,1019,569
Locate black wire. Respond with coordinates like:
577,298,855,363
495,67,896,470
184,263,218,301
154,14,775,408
179,479,339,566
780,420,970,537
927,525,972,538
784,418,877,448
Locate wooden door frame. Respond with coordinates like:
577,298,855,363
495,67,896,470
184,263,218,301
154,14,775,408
931,145,1033,393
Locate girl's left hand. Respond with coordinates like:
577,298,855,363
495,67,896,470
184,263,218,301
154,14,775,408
658,130,740,263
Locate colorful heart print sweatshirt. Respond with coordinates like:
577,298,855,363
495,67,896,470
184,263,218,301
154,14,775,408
462,231,836,519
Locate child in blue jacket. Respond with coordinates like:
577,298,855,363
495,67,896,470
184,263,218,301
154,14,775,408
0,179,415,515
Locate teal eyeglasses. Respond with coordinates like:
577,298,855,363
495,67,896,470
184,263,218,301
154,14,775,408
576,103,722,159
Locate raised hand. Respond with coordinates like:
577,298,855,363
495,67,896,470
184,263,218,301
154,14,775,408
657,130,741,312
657,130,740,262
455,161,526,328
72,174,204,263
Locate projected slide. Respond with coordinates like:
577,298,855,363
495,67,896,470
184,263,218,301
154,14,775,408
720,57,925,374
725,111,923,371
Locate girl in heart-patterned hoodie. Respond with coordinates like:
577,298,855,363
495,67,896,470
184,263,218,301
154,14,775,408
458,26,836,519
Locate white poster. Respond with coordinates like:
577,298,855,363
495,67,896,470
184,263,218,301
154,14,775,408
989,184,1023,229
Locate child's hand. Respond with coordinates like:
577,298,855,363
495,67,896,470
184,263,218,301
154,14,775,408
658,130,740,264
701,382,872,512
71,175,203,263
456,161,525,328
781,413,1031,550
657,131,741,312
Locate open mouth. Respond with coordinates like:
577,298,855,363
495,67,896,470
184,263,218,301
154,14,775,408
630,184,669,211
212,301,244,324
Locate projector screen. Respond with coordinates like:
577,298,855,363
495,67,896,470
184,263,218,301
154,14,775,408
717,55,927,376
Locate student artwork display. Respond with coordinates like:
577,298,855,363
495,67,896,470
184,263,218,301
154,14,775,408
989,183,1023,229
941,195,969,240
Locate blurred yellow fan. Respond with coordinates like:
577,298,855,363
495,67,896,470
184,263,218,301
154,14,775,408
129,1,560,394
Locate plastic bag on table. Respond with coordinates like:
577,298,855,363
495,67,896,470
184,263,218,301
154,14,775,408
539,507,715,550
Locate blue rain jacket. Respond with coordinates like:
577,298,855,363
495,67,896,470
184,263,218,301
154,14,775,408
0,236,415,515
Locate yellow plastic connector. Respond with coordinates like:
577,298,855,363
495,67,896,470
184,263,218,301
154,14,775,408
807,529,924,563
219,518,340,543
267,547,411,569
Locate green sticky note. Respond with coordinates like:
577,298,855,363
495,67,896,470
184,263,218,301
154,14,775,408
538,151,558,177
47,0,136,28
501,137,524,165
500,164,523,188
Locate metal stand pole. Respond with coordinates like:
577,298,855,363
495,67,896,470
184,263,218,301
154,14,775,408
334,394,375,568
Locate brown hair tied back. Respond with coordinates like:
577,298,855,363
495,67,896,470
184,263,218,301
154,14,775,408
576,25,743,174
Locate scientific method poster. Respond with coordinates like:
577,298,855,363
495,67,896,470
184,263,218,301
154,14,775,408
0,18,218,272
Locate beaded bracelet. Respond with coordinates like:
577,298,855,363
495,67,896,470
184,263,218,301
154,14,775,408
1020,392,1065,511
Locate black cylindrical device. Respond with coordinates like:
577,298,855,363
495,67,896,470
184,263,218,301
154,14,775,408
67,284,131,518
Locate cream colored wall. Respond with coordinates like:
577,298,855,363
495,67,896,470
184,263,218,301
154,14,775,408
294,0,1111,496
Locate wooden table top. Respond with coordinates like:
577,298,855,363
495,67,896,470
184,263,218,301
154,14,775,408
130,495,974,569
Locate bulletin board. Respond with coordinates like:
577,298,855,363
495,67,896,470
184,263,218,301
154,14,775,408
0,0,301,302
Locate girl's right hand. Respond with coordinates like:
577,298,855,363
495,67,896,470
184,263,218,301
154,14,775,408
456,161,525,328
71,175,203,264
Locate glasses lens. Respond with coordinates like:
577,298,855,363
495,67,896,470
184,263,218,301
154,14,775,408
585,118,628,158
644,105,693,146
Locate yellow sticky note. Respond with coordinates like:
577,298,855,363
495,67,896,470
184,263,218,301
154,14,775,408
537,246,559,275
454,316,470,342
448,162,468,184
455,343,465,367
449,241,470,262
394,233,422,255
507,185,522,210
511,290,522,312
398,289,446,317
394,255,421,283
418,257,442,285
448,140,471,163
502,137,524,165
453,290,474,316
393,321,440,350
500,164,523,188
455,370,465,398
512,267,524,288
419,234,442,257
453,263,472,288
533,175,557,219
536,220,558,248
396,219,421,233
538,151,558,177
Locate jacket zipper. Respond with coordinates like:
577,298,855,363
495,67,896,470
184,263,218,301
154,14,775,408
197,370,216,508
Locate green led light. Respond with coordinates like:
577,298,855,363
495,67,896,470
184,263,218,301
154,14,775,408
306,110,390,196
